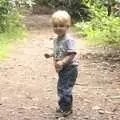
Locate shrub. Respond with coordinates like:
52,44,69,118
0,0,34,33
33,0,92,21
75,5,120,47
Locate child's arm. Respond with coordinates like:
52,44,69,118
55,38,77,72
61,53,76,65
55,53,76,70
61,38,77,64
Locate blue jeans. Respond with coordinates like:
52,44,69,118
57,65,78,112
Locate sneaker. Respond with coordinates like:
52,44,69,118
55,108,72,118
55,108,64,118
56,108,62,113
62,109,73,117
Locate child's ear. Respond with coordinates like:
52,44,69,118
71,19,74,25
67,25,70,28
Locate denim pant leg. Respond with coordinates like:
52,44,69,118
57,66,78,111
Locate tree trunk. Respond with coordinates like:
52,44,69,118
107,0,112,16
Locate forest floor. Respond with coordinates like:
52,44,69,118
0,14,120,120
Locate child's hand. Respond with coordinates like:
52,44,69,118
44,53,51,58
55,61,64,72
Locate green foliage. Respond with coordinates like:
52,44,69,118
33,0,92,21
0,27,27,60
0,0,33,60
75,2,120,47
0,0,34,33
0,0,9,32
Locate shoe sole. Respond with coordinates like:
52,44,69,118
63,110,73,117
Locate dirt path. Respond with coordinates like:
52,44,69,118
0,15,120,120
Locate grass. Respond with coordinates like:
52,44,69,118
0,27,28,61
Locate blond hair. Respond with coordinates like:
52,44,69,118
52,10,71,27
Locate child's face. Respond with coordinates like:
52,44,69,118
53,23,68,37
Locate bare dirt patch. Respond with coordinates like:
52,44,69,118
0,15,120,120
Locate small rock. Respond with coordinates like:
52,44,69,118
98,110,105,114
58,117,65,120
47,89,52,92
84,116,89,119
24,117,31,120
92,106,100,110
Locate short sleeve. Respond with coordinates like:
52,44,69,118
65,39,77,53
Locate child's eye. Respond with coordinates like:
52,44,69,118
53,24,65,28
59,25,65,27
53,25,57,27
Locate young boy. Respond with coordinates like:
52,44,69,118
44,10,78,117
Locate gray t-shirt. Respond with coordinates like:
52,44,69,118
53,35,78,66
